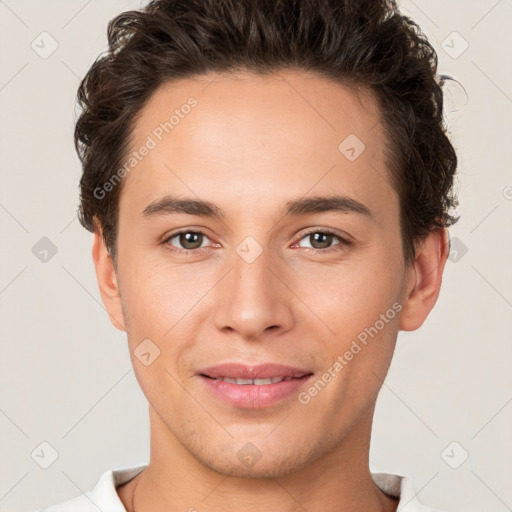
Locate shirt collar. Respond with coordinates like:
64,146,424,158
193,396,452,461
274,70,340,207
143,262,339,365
89,465,432,511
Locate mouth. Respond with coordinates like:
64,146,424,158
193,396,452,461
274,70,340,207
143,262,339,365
197,363,314,408
200,374,311,385
198,362,312,380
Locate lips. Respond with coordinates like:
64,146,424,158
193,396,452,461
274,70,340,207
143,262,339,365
198,362,312,380
197,363,314,408
207,376,296,385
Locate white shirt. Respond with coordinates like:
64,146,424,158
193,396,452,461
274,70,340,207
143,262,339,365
37,465,444,511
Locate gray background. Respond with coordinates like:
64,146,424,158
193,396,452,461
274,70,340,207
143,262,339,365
1,1,511,511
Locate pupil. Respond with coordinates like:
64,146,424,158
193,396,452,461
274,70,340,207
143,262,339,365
181,232,202,249
312,232,332,249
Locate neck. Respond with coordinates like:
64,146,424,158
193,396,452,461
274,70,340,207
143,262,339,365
118,405,398,512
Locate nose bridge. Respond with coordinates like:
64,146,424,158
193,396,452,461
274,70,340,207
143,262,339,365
213,239,293,339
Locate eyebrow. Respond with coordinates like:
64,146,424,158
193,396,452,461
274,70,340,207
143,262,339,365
141,194,373,220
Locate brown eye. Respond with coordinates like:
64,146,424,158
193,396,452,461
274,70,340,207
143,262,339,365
180,232,203,249
308,232,335,249
166,231,208,251
297,230,344,251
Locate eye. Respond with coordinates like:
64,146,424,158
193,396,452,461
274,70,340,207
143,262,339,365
294,229,351,252
163,230,214,254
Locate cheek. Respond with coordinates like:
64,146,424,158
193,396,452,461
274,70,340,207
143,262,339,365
291,251,404,401
293,252,402,336
118,247,207,333
117,258,220,388
300,263,401,413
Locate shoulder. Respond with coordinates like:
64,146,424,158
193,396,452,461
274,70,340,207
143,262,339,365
33,464,147,512
34,493,101,512
372,472,449,512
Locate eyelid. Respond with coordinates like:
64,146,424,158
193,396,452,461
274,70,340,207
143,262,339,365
296,226,352,242
162,228,217,251
293,227,353,251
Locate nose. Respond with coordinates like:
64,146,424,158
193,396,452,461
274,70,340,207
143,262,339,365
213,245,295,342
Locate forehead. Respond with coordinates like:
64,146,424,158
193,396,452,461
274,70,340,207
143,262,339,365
133,70,383,152
121,69,396,222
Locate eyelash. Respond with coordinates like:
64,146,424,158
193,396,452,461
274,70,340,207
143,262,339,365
161,228,352,256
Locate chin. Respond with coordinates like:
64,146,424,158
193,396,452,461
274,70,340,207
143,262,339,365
185,434,318,480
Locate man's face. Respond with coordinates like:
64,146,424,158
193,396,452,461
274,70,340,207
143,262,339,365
109,70,412,477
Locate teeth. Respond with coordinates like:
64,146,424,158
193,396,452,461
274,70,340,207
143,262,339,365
232,378,253,384
212,376,290,385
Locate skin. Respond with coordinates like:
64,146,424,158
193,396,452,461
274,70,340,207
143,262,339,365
92,70,449,512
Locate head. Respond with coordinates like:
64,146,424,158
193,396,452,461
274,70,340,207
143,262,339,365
77,0,458,478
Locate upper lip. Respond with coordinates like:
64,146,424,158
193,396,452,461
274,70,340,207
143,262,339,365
198,363,312,379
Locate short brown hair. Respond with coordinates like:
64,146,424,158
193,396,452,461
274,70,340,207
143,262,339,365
74,0,460,266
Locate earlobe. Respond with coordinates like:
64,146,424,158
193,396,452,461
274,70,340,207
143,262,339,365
398,228,450,332
91,224,127,332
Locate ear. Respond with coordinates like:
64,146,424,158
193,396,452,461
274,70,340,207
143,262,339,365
91,221,127,332
399,228,450,331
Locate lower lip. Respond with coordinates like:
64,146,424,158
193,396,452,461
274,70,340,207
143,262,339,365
199,374,313,409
